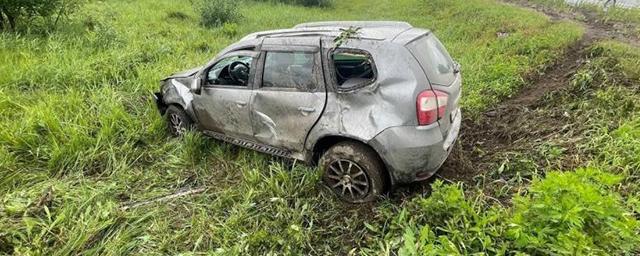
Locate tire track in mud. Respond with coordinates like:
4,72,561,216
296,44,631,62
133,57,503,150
391,2,634,199
436,37,588,186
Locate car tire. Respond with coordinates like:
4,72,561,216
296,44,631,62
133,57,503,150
165,105,193,137
319,141,387,203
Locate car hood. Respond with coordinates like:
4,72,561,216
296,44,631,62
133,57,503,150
163,66,202,80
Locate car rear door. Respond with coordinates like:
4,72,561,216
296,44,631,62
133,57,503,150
250,37,326,153
192,50,259,141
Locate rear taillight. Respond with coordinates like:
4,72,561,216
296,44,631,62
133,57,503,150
416,90,448,125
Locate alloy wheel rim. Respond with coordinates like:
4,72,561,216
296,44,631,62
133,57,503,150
325,159,370,200
169,113,185,135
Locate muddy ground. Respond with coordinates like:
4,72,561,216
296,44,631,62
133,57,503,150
392,0,639,202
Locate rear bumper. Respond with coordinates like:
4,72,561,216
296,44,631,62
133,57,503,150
369,108,461,185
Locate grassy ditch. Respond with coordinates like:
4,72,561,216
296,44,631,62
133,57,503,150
6,0,635,254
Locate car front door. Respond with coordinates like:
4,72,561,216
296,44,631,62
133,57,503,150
251,38,326,154
192,50,258,140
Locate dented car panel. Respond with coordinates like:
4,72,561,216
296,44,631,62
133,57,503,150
250,37,327,157
155,21,462,187
159,77,197,119
304,38,428,147
369,109,461,184
192,50,260,140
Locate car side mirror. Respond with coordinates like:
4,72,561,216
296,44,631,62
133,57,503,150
453,61,461,74
191,77,202,94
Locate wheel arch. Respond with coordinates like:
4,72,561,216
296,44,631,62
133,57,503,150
311,135,393,188
160,78,197,120
165,102,186,113
161,89,188,113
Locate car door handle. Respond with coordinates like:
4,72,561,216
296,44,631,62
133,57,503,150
298,107,316,113
235,101,247,107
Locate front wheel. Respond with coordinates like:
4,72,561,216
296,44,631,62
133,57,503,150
319,142,387,203
165,105,193,137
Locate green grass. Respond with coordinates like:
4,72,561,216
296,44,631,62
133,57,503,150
3,0,638,254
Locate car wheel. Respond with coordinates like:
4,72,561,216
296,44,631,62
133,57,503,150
319,141,387,203
165,105,193,137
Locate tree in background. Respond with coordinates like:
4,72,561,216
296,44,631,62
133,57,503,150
0,0,82,31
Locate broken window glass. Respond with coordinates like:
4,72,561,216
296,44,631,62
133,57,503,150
332,50,375,90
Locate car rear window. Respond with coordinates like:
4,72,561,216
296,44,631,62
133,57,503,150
407,34,456,86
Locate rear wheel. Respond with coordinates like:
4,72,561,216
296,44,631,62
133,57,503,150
319,141,387,203
165,105,193,137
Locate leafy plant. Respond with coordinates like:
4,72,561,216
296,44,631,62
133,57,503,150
570,69,595,93
508,168,639,255
333,26,361,49
196,0,242,28
371,181,509,255
221,22,239,37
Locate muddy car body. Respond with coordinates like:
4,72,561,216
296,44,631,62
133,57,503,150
154,21,462,202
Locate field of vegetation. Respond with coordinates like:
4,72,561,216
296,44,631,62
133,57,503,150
0,0,638,254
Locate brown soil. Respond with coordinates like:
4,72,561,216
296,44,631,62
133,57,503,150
505,0,640,47
438,35,590,180
392,1,640,201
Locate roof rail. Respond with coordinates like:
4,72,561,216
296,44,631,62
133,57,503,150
245,28,338,39
294,21,412,29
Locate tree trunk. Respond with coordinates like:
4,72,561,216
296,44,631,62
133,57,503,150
7,14,15,31
0,7,16,31
53,4,65,28
0,8,6,31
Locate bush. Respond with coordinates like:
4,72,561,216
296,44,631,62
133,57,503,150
197,0,242,28
0,0,83,31
508,168,639,255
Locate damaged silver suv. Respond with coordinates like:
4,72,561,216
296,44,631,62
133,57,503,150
154,21,462,203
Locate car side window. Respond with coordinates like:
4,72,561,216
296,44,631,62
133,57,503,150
207,55,253,87
262,51,316,91
331,50,376,90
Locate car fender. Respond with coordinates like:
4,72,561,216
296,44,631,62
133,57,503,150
161,78,197,120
